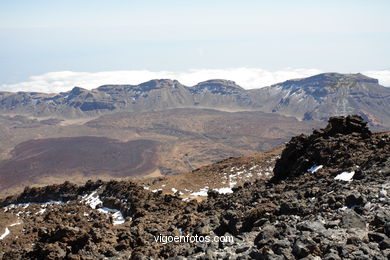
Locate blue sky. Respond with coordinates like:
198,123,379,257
0,0,389,90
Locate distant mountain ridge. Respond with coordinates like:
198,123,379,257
1,73,390,126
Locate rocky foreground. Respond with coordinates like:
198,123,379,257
1,115,390,259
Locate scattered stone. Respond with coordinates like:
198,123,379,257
341,211,367,230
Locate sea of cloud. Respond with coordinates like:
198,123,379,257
0,68,389,93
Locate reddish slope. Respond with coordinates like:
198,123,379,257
0,136,159,195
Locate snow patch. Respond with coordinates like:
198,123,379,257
81,190,126,225
229,180,237,188
0,228,10,240
190,187,209,197
334,171,355,182
246,173,253,178
97,207,126,225
214,187,234,194
81,191,103,209
40,201,64,207
177,227,183,234
171,188,183,195
37,208,46,215
4,201,64,213
308,165,323,173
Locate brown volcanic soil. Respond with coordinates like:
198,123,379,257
0,137,159,196
138,147,282,201
0,109,321,197
86,108,322,173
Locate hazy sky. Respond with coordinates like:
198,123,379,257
1,0,389,91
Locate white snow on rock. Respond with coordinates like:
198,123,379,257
81,191,103,209
81,190,126,225
97,208,125,225
41,201,64,207
334,171,355,182
246,173,253,178
190,187,209,197
0,221,23,240
0,228,10,240
229,179,237,188
4,201,64,213
177,227,183,234
214,187,234,194
112,211,126,225
37,208,46,215
308,165,323,173
171,187,184,195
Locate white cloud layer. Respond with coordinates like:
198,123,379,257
1,68,389,93
362,70,390,87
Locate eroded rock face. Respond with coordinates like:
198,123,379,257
272,115,385,180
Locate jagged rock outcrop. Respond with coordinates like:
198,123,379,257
273,115,389,180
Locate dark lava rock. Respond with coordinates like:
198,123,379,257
323,115,371,137
292,237,316,258
345,194,365,208
273,115,373,180
341,211,367,230
297,221,325,233
368,232,388,243
380,239,390,250
324,252,341,260
385,223,390,237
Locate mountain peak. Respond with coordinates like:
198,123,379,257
138,79,183,90
197,79,241,87
282,73,378,87
313,72,377,84
191,79,244,94
69,86,89,95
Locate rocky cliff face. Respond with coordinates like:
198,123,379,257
1,116,390,259
1,73,390,127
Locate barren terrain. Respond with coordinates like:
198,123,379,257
0,108,321,197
